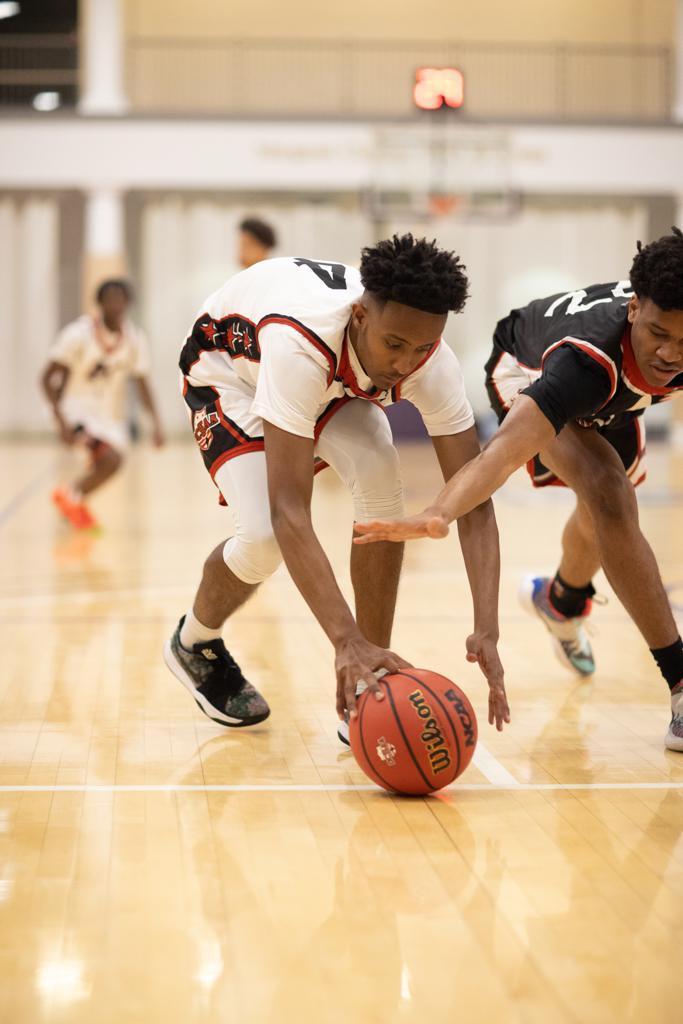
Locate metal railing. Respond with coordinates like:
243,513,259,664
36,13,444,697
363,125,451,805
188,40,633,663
126,37,672,122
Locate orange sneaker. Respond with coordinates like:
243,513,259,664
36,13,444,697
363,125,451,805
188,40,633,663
51,488,99,530
51,487,72,517
70,501,98,530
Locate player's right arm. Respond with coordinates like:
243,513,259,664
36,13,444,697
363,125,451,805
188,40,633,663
40,359,75,444
263,420,410,719
355,341,614,544
356,397,554,542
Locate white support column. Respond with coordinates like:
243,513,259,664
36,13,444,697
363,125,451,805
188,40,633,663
82,188,127,309
675,0,683,122
79,0,128,115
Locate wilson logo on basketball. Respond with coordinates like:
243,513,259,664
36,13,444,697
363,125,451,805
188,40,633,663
193,406,221,451
407,689,452,775
375,736,397,767
443,688,477,747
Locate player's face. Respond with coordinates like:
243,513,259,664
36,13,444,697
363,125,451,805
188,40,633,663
628,296,683,388
238,232,270,269
350,299,447,390
99,286,129,327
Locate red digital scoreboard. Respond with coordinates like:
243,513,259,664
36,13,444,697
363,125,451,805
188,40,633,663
413,67,465,111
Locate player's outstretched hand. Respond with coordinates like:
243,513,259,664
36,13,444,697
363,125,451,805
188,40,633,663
353,510,449,545
465,632,511,731
334,635,412,720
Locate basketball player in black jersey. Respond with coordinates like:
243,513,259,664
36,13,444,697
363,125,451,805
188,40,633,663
355,229,683,751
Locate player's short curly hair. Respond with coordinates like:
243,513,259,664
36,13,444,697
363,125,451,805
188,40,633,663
630,226,683,311
95,278,133,304
360,234,469,315
239,217,277,249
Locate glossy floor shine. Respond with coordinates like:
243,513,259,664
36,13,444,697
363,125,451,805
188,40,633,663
1,439,682,1024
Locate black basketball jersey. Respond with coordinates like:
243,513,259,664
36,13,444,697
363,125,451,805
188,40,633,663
487,281,683,433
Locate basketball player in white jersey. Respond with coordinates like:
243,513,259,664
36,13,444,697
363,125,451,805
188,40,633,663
42,279,165,529
164,235,510,734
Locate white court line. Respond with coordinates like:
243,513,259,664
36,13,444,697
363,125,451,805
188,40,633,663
0,461,57,529
1,782,683,793
472,740,520,786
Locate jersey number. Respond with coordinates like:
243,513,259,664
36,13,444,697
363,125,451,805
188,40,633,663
544,281,633,318
294,258,347,290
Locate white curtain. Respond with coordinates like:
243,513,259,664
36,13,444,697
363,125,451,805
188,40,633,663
0,196,59,434
139,196,649,431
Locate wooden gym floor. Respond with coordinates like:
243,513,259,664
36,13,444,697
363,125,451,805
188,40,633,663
0,437,682,1023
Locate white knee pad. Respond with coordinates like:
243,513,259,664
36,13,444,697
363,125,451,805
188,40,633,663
222,528,283,585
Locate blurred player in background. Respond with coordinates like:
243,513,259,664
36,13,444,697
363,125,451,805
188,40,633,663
237,217,277,269
41,278,165,530
164,235,510,734
355,229,683,751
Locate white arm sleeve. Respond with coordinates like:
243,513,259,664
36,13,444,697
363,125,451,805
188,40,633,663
251,324,330,439
400,341,475,437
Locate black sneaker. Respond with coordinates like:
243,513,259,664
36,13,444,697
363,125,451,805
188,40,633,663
163,617,270,727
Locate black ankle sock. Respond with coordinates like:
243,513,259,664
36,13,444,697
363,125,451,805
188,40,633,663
549,573,595,618
650,637,683,692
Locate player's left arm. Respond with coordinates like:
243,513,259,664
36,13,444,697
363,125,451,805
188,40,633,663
134,377,165,446
432,428,510,731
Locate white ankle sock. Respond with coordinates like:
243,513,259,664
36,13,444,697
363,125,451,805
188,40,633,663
179,609,223,650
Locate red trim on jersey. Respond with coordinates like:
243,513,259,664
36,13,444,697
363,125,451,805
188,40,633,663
336,335,382,399
208,441,266,480
620,326,681,396
525,459,566,488
257,314,337,387
215,404,254,446
541,337,618,406
488,350,512,413
314,396,354,439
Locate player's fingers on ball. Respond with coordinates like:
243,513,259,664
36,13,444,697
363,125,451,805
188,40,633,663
345,682,359,718
365,676,385,702
336,688,345,719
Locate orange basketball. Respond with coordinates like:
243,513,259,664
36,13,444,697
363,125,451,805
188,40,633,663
349,669,478,795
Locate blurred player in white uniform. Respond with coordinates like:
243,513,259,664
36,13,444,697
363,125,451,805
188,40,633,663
237,216,277,269
164,235,510,734
41,279,165,530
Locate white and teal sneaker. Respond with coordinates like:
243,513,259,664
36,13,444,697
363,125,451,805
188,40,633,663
519,575,596,677
665,683,683,752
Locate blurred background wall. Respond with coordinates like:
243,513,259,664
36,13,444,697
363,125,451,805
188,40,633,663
1,0,682,437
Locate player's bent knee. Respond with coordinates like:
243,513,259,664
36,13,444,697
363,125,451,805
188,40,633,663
222,529,282,585
581,465,636,523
